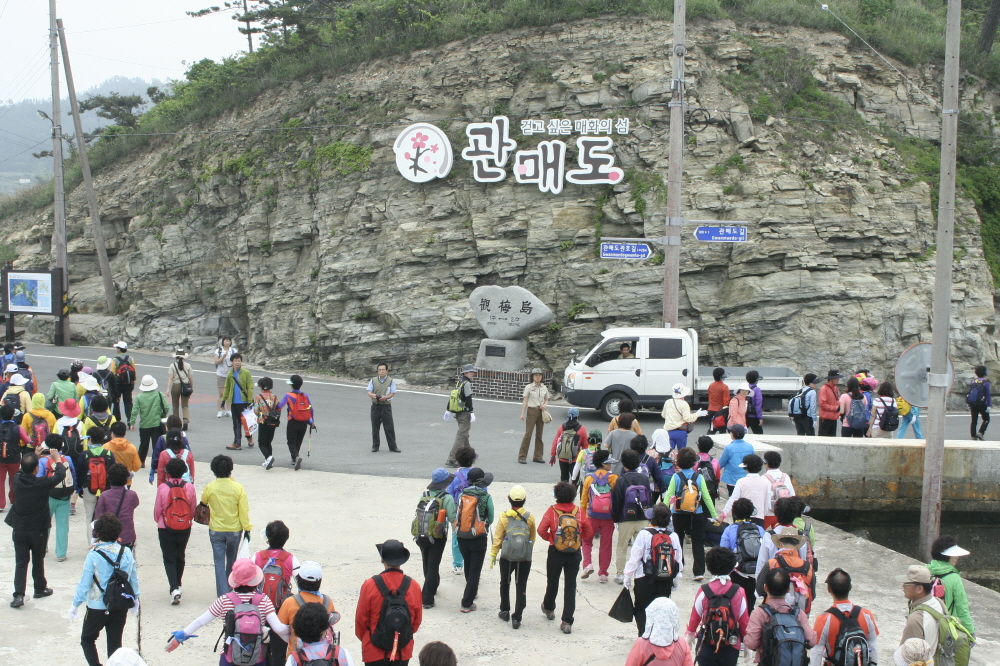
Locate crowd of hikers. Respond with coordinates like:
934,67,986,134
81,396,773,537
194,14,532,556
0,343,988,666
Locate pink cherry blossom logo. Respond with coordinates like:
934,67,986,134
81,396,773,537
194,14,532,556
394,124,453,183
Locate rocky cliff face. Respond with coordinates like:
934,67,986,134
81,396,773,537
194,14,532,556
4,16,999,392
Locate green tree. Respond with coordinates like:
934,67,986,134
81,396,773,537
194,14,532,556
77,92,146,129
979,0,1000,54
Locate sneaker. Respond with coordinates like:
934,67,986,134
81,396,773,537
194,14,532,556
692,575,705,581
498,610,510,621
10,595,24,608
511,619,521,629
294,457,302,470
171,588,182,605
264,456,274,470
599,574,609,584
614,574,624,585
247,438,254,448
460,603,476,613
560,622,572,634
183,421,189,431
34,588,53,599
453,566,463,575
57,557,66,562
216,411,224,418
541,603,554,620
423,603,435,609
226,443,242,450
70,505,76,516
580,564,594,579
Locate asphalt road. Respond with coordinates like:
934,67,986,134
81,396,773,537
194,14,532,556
18,342,992,484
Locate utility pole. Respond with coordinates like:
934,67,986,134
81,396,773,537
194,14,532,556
243,0,254,52
663,0,687,327
920,0,962,560
57,19,116,314
48,0,70,347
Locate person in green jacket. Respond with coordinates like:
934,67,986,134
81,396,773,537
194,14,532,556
222,353,254,450
128,375,169,466
664,446,719,581
46,368,77,417
928,535,975,634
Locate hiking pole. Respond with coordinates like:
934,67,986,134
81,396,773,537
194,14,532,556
307,425,314,457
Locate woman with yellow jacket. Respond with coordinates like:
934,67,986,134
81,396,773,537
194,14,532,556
489,485,537,629
22,392,57,449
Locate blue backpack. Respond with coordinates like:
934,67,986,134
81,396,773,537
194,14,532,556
759,604,809,666
967,380,988,408
847,397,868,431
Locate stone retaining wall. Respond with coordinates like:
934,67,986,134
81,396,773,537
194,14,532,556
455,368,555,401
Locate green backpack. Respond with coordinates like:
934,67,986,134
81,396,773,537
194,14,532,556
448,381,468,413
500,510,532,562
916,604,974,666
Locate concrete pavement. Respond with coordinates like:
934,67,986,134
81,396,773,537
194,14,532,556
2,460,999,664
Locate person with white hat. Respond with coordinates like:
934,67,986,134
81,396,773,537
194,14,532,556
517,368,550,464
660,383,704,452
110,342,137,422
893,638,934,666
445,364,476,467
1,371,32,416
275,560,342,660
127,375,169,466
78,374,104,420
92,356,119,413
927,536,975,634
166,348,194,431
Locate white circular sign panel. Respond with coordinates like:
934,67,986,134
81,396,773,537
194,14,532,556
393,123,453,183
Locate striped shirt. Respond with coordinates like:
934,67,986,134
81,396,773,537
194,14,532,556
207,591,276,619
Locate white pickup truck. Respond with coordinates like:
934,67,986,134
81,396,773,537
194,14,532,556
562,327,803,420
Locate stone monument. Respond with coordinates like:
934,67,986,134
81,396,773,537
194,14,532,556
469,285,554,371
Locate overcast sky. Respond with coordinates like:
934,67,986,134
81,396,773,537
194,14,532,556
0,0,248,105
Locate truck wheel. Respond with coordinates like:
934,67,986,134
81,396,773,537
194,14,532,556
599,392,628,421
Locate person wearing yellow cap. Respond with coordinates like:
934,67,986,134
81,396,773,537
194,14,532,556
490,485,536,630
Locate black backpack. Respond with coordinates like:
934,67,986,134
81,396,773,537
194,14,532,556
877,398,899,432
62,424,83,458
2,392,21,417
828,606,871,666
0,420,21,463
369,575,413,654
94,546,136,612
695,457,719,501
735,522,761,574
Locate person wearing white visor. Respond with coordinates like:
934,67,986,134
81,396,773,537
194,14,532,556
660,383,706,452
927,536,975,634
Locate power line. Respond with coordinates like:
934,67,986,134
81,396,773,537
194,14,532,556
68,16,216,35
0,139,49,166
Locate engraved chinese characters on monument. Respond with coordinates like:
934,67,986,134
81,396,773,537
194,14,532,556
469,286,554,372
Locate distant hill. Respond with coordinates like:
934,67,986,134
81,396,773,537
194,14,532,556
0,76,160,195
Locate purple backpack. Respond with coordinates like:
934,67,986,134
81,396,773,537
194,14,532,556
622,475,653,520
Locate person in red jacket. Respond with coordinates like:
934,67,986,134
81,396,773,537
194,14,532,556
355,539,423,666
818,370,843,437
537,481,593,635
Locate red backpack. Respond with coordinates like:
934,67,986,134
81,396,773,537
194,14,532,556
644,528,678,580
163,480,193,531
255,550,293,608
698,583,741,651
287,393,312,421
85,450,109,493
30,418,50,449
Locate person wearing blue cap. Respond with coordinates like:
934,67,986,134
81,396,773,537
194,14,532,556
413,468,457,609
549,408,588,482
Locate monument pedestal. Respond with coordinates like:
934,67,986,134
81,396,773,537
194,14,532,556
475,338,527,372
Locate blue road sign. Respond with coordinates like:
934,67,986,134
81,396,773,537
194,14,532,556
600,241,653,259
693,226,748,242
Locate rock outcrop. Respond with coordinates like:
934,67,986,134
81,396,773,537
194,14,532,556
4,17,999,394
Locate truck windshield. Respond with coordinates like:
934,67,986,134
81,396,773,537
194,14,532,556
585,338,639,367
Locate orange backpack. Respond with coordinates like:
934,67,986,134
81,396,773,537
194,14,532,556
455,493,487,539
769,549,814,614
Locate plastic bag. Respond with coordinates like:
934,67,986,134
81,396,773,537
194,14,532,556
608,587,635,623
236,535,251,561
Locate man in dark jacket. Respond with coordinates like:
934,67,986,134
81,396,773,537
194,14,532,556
5,452,66,607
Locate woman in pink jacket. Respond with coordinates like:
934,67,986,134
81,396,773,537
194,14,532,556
153,457,198,605
727,383,751,429
625,596,693,665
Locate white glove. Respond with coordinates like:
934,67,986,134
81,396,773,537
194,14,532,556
695,409,708,418
623,576,633,590
443,411,451,421
68,605,79,621
470,413,476,423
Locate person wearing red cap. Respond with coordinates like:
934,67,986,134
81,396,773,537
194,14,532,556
355,540,423,665
167,558,291,662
